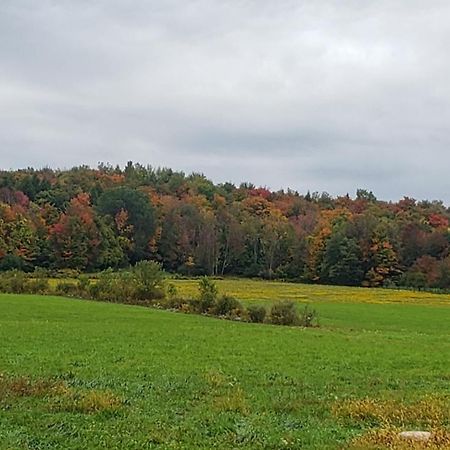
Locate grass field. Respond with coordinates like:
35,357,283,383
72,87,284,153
172,277,450,306
1,280,450,449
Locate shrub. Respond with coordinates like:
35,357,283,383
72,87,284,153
163,296,195,313
24,268,50,294
166,283,178,299
87,262,167,304
247,305,267,323
213,295,242,316
298,305,318,327
131,260,166,301
197,277,218,313
0,270,51,295
0,255,27,271
400,271,427,290
3,270,27,294
54,268,80,279
55,282,78,296
268,301,299,326
77,275,91,297
88,282,101,300
27,278,49,294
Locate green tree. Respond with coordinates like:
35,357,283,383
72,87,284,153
96,187,156,262
320,232,364,286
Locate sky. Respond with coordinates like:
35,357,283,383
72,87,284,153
1,0,450,203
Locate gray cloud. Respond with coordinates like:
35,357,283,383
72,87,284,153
1,0,450,201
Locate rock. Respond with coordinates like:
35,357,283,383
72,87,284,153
398,431,431,442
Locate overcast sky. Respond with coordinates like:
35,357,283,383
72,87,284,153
1,1,450,202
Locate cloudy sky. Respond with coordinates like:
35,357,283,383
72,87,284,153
1,1,450,202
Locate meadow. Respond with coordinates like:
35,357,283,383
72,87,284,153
1,280,450,449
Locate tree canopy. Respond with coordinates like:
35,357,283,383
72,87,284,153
0,162,449,289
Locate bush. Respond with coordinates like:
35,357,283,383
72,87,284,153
54,269,80,279
197,277,218,313
0,255,27,272
23,268,49,294
86,262,167,304
166,283,178,299
400,271,427,290
268,301,299,326
77,275,91,297
55,282,78,296
247,305,267,323
163,296,195,313
298,305,318,327
87,282,101,300
27,278,49,294
0,270,27,294
0,270,50,294
131,261,166,301
213,295,242,316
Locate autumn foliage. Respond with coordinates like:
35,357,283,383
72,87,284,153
0,164,449,289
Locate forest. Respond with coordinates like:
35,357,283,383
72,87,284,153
0,162,449,290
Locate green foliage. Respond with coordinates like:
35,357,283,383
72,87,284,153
0,270,49,294
166,283,178,299
213,294,243,316
131,260,166,300
268,300,299,326
0,270,27,293
320,232,364,286
26,277,49,295
298,305,318,327
247,304,267,323
77,275,91,297
197,276,218,312
0,254,27,271
55,281,78,296
96,186,155,262
400,271,427,290
88,261,167,304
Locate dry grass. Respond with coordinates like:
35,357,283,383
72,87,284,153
348,427,450,449
204,369,230,389
0,373,123,414
332,397,450,428
52,389,123,414
212,387,249,415
0,373,67,399
334,397,450,449
204,369,249,414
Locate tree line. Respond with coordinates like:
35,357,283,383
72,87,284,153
0,162,449,289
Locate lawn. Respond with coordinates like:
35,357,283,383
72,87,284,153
1,283,449,449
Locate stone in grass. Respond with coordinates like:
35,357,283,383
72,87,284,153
398,431,431,442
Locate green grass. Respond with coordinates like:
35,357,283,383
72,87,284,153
1,282,450,449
